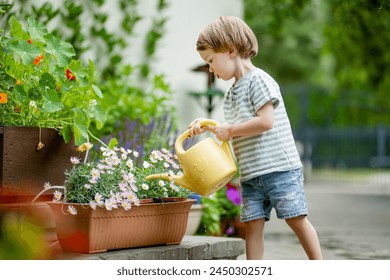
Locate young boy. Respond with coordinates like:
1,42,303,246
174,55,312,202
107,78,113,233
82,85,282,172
188,16,322,260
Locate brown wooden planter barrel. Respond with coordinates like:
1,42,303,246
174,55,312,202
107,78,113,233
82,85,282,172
0,126,81,203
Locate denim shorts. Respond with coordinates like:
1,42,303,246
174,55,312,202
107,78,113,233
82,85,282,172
240,168,308,222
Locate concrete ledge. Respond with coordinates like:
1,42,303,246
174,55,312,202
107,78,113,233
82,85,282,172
79,235,245,260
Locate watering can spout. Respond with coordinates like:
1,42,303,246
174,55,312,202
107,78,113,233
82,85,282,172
145,173,194,193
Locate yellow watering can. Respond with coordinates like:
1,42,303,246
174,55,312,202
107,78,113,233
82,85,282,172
146,119,237,196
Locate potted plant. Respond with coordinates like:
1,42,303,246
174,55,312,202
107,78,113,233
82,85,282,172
0,15,105,144
0,16,105,199
41,144,193,253
197,180,244,238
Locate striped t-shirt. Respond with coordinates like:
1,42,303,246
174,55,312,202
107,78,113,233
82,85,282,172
224,67,302,182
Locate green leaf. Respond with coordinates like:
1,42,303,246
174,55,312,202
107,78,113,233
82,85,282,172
91,84,103,98
8,16,28,39
27,17,49,43
88,59,96,80
13,85,28,103
0,73,16,89
28,88,41,101
108,138,119,149
73,123,88,146
44,34,75,67
73,109,89,145
42,89,64,112
9,40,41,65
68,60,88,86
90,104,106,129
60,125,71,143
39,73,56,90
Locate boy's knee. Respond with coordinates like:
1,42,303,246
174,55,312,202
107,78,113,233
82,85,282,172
245,218,265,231
285,215,306,229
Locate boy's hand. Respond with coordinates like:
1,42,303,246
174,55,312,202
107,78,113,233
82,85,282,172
188,118,208,137
207,122,232,141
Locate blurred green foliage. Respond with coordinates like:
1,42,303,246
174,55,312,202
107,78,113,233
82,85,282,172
245,0,390,127
0,211,50,259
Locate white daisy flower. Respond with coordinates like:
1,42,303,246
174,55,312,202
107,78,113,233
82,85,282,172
94,193,104,206
67,205,77,215
53,190,62,201
122,200,132,211
70,157,81,165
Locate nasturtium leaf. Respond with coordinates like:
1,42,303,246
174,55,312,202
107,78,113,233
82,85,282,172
44,34,75,67
42,89,64,112
90,104,106,129
27,17,49,43
13,85,28,103
59,125,71,143
8,16,28,39
68,60,89,86
9,40,41,65
39,73,56,91
73,110,89,145
28,88,42,101
0,73,16,89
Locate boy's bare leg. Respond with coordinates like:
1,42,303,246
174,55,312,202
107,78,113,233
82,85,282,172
245,218,266,260
285,215,323,259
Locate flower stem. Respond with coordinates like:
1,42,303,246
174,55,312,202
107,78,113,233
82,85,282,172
88,130,107,147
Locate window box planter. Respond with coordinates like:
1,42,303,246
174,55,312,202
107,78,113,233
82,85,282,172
48,199,195,253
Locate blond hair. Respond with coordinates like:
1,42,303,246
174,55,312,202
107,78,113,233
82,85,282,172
196,16,258,59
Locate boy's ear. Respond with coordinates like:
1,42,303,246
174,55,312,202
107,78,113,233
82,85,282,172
228,45,238,57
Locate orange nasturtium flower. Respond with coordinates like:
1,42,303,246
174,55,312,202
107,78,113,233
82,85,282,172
33,54,44,65
65,69,75,81
0,93,8,104
27,38,32,44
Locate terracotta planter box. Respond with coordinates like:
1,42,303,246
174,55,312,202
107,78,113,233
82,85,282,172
0,126,79,203
48,199,195,254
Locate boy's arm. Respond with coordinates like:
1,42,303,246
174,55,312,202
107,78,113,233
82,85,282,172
208,100,274,141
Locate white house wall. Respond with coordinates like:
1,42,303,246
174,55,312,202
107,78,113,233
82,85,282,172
122,0,244,131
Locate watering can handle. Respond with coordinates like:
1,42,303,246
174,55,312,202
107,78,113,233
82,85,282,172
175,119,220,155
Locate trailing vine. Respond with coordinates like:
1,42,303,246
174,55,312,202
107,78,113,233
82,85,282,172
140,0,169,78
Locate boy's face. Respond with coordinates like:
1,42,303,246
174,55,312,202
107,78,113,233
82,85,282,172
199,48,236,81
